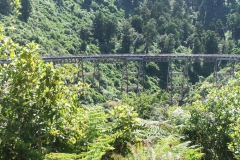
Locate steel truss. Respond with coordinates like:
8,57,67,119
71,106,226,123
1,54,240,98
121,58,144,93
79,58,100,91
214,58,235,86
167,57,189,106
41,54,240,64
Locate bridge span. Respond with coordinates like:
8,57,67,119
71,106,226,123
42,54,240,63
41,54,240,105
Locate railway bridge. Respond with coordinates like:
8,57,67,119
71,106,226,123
2,53,240,104
41,54,240,104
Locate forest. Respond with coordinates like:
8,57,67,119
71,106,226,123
0,0,240,159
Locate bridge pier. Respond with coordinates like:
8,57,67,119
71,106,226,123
214,58,235,86
167,57,189,106
79,58,100,91
121,58,144,94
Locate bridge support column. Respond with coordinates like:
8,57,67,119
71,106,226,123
214,58,235,86
79,58,100,91
167,58,189,106
121,58,144,94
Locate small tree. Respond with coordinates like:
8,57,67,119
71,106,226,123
186,74,240,159
20,0,32,22
0,29,82,159
143,19,157,53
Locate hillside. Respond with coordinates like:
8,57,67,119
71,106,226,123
0,0,240,56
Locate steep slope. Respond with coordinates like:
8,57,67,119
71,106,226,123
0,0,240,56
0,0,128,55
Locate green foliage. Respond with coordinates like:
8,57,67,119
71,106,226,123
0,0,240,91
0,30,204,159
0,0,12,15
19,0,31,22
0,0,239,57
80,134,115,160
168,107,190,128
109,105,141,155
0,36,84,159
12,0,22,17
109,105,204,159
113,136,203,160
145,62,159,75
0,0,21,18
186,74,240,159
2,0,240,159
204,30,219,54
45,104,142,160
154,136,204,160
45,105,113,159
44,153,81,160
143,18,157,53
192,37,203,54
228,115,240,160
0,0,235,54
0,35,144,158
122,90,169,120
121,21,134,53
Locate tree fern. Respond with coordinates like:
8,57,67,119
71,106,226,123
116,136,204,160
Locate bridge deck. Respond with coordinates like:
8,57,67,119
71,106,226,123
42,54,240,63
1,54,240,64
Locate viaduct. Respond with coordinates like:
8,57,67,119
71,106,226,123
1,53,240,104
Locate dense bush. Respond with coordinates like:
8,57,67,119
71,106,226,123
121,136,204,160
0,27,142,159
0,29,83,159
122,90,169,120
186,75,240,159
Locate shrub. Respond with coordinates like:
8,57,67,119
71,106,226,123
0,29,84,159
186,74,240,159
122,90,169,119
44,153,80,160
